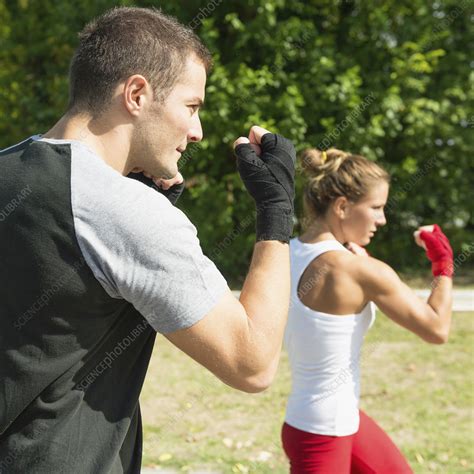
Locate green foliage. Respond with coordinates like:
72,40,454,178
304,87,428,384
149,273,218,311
1,0,472,284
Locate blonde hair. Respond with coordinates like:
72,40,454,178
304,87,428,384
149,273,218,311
300,148,390,221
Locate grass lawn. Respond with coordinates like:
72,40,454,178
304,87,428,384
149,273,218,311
140,311,473,473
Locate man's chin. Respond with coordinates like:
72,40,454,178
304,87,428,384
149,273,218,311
166,162,180,179
141,164,178,181
161,169,178,180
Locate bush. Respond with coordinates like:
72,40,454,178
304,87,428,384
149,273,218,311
1,0,472,285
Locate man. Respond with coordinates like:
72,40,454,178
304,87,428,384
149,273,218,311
0,6,295,473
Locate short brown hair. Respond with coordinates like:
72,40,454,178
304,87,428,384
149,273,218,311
68,6,212,114
300,148,390,221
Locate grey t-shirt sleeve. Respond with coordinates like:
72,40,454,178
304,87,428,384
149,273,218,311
69,142,229,334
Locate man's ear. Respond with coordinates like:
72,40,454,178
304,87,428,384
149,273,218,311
333,196,349,219
123,75,151,117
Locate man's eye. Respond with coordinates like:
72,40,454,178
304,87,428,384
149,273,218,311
188,105,199,113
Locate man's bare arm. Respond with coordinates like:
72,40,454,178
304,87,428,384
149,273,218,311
165,241,289,393
165,126,295,393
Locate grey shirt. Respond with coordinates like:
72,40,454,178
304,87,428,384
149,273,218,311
40,136,228,334
1,135,231,473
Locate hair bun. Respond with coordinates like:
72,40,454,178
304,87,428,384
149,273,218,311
300,148,326,176
300,147,349,177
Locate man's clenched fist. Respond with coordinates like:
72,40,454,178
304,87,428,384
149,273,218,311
234,126,296,242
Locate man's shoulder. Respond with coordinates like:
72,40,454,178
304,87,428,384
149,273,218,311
70,141,196,252
0,135,41,157
69,141,176,221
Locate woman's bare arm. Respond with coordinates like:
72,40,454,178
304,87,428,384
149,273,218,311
355,258,452,343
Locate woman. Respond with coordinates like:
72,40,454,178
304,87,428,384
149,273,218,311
281,147,453,473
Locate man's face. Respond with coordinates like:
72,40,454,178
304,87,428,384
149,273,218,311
131,55,206,179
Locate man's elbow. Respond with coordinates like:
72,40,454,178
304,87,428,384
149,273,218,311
223,342,281,393
228,368,276,393
431,332,449,345
425,328,449,345
243,371,275,393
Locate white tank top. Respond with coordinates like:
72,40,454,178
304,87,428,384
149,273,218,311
284,238,376,436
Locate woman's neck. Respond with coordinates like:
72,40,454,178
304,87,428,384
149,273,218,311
299,220,344,244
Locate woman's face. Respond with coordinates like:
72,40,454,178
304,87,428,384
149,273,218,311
340,180,389,246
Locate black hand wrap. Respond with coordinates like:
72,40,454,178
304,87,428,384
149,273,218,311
234,133,296,242
127,172,185,205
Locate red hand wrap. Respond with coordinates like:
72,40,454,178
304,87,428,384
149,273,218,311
419,224,454,277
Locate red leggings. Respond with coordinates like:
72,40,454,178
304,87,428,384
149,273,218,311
281,411,413,473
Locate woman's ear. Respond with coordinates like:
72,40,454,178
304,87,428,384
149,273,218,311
333,196,348,219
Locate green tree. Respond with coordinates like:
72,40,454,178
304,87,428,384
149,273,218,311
1,0,472,285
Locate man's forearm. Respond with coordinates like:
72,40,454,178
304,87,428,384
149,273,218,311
238,240,290,378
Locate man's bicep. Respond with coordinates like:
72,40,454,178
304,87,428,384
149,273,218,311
164,290,251,386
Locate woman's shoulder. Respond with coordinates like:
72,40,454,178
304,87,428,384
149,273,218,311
299,251,366,313
348,255,400,295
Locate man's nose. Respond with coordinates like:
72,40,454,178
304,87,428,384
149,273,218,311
187,114,203,143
